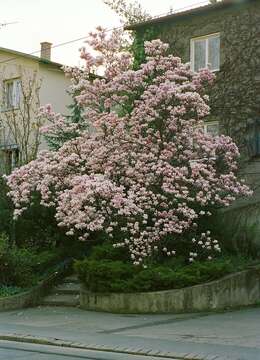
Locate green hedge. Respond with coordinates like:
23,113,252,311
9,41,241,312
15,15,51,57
75,247,253,293
0,285,22,298
0,234,62,288
0,178,67,249
75,259,137,293
88,243,130,262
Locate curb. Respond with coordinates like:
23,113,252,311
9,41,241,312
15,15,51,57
0,333,225,360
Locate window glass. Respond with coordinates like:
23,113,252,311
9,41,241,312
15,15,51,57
4,79,21,109
205,122,219,136
2,148,19,174
192,34,220,72
6,82,14,108
208,36,220,71
194,39,206,72
13,80,21,107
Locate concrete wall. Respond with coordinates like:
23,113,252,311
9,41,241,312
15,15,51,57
213,204,260,256
80,265,260,314
210,159,260,254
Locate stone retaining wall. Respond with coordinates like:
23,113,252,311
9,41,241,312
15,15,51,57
80,265,260,314
0,260,71,312
216,159,260,254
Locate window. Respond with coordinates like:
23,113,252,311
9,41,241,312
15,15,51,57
4,78,21,109
204,121,219,136
189,121,219,168
2,146,20,174
193,121,220,138
190,121,219,151
191,34,220,72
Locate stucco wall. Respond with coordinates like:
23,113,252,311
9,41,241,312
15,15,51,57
38,64,71,150
0,52,70,117
0,54,41,170
0,50,71,159
39,64,71,115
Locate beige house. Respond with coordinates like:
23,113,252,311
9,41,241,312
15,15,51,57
0,42,71,173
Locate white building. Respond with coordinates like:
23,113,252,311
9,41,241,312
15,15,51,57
0,42,71,173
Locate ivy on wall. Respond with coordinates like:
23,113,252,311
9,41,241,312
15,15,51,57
130,2,260,159
131,27,159,69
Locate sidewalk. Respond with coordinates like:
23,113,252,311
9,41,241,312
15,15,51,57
0,306,259,360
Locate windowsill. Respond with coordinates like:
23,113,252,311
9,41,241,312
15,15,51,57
191,67,220,73
0,107,19,113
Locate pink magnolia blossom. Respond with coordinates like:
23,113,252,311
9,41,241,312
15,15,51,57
6,29,251,265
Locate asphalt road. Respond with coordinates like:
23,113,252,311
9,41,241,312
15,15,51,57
0,306,260,359
0,340,174,360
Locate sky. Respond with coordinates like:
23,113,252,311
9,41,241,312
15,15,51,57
0,0,209,66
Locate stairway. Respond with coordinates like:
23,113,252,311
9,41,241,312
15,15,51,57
227,158,260,210
41,274,80,307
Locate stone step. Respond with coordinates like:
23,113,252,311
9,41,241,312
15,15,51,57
41,293,80,307
52,282,80,295
63,275,80,284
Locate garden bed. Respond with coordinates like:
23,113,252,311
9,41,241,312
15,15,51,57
75,243,260,313
80,264,260,313
75,243,256,293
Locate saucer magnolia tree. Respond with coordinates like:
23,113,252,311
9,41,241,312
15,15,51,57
103,0,151,25
6,28,251,265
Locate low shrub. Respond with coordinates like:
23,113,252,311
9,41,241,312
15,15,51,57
89,242,129,262
31,250,63,274
4,248,38,287
74,259,135,293
14,200,67,249
0,285,23,298
74,253,254,293
129,259,235,292
0,233,63,289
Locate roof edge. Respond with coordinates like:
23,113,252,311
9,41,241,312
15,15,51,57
125,0,254,30
0,46,64,68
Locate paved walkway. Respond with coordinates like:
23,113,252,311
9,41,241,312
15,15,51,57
0,306,259,359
